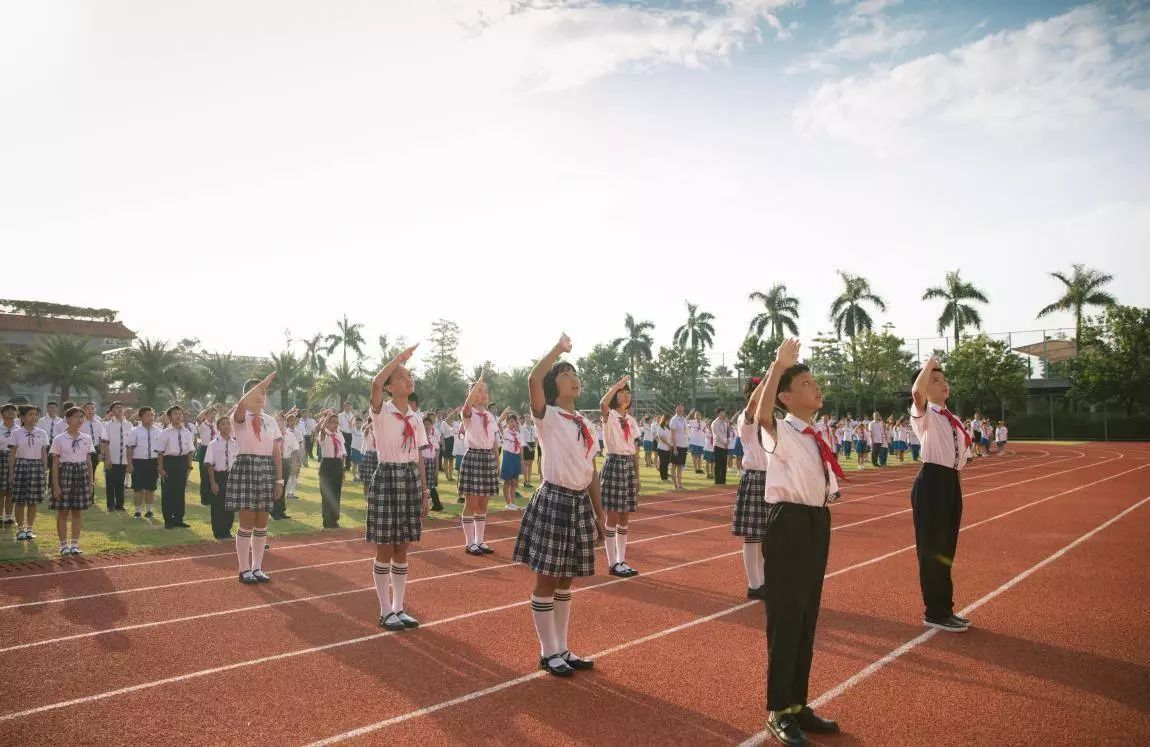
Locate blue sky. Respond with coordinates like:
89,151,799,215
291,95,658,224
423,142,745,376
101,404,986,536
1,0,1147,371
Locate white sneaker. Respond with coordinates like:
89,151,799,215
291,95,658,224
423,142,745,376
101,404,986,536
60,546,72,556
70,545,83,555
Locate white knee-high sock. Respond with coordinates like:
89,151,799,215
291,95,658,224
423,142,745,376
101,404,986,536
475,514,486,544
553,589,572,654
743,539,763,588
617,526,629,564
604,526,618,567
391,561,408,612
251,528,268,570
461,514,475,546
373,561,392,615
531,595,557,657
235,528,252,572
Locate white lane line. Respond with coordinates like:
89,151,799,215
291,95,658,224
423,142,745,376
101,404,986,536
306,463,1145,745
737,494,1150,746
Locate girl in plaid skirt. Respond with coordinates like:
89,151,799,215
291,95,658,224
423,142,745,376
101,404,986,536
314,410,346,529
368,344,430,632
514,333,607,678
1,403,16,526
228,373,283,585
49,406,95,556
734,376,770,600
459,375,499,556
421,415,444,512
10,405,48,541
599,375,641,579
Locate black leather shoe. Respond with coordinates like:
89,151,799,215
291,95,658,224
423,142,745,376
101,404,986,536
465,544,485,556
766,713,807,746
795,706,839,734
952,613,971,626
609,563,630,578
925,615,969,633
539,655,575,678
747,586,767,600
478,543,495,554
176,522,191,528
561,651,593,670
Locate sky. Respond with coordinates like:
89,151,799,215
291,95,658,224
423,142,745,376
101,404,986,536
2,0,1148,372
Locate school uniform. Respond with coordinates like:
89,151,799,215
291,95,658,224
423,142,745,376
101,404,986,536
9,426,48,505
909,402,970,627
712,418,730,485
734,409,769,597
995,426,1008,451
358,432,379,486
907,426,921,461
338,410,355,470
0,421,14,507
367,401,427,544
37,415,65,489
688,420,705,459
869,419,886,467
273,429,299,519
500,426,524,481
225,411,282,513
316,428,346,528
601,410,639,513
521,421,537,464
350,428,365,467
761,413,843,714
127,424,162,492
654,425,672,480
669,414,689,466
49,432,95,511
102,418,132,510
459,407,498,496
196,421,218,506
420,431,441,509
703,427,714,464
300,417,317,461
204,435,238,538
82,418,104,501
155,426,195,527
513,405,598,577
451,422,467,470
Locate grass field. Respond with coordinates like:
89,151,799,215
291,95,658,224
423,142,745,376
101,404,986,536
0,450,926,563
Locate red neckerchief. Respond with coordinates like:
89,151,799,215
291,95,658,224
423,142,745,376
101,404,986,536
509,429,520,452
558,410,593,456
330,429,342,456
618,411,631,441
802,426,846,480
394,410,416,451
938,407,973,446
475,408,489,435
251,413,262,441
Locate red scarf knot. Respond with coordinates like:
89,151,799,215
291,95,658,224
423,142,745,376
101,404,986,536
619,413,632,441
559,411,593,457
394,412,416,451
802,426,846,481
939,408,973,447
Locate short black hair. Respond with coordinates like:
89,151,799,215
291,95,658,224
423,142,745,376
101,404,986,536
715,407,726,415
243,378,262,394
543,361,577,406
109,401,123,410
0,403,15,415
775,364,811,413
64,406,83,419
166,405,183,417
83,401,95,408
911,366,945,386
138,406,154,416
47,401,58,407
409,393,419,406
608,383,631,410
18,405,38,418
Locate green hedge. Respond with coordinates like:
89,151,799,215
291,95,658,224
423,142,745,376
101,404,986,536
1007,412,1150,440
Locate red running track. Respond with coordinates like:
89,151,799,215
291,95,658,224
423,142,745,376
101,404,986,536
2,443,1147,745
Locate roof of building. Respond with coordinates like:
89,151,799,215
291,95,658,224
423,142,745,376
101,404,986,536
0,313,136,339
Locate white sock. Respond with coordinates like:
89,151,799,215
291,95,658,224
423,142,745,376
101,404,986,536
617,526,629,564
530,595,557,657
604,526,618,567
475,514,486,545
373,561,392,615
462,514,475,546
235,529,253,572
251,528,268,570
553,589,572,655
390,561,408,612
743,539,763,588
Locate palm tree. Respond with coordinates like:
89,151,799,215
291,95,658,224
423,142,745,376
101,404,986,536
922,270,989,348
298,332,328,377
673,302,716,409
0,348,19,396
22,335,105,404
309,360,368,409
199,352,247,404
324,315,365,368
747,284,800,341
266,350,306,409
612,313,655,383
829,271,887,341
1037,263,1117,341
111,338,184,407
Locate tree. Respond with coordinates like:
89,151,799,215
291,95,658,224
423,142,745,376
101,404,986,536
325,315,366,368
845,332,916,414
298,332,328,377
489,365,531,414
576,343,630,410
376,334,406,367
641,345,709,411
922,269,988,348
199,352,249,404
1037,263,1118,342
612,313,655,384
829,271,887,341
421,319,467,408
943,334,1028,418
672,302,716,409
110,338,184,407
0,348,18,396
266,350,307,409
747,284,799,341
735,335,779,381
1065,306,1150,416
310,360,369,409
807,333,849,414
712,364,733,379
22,335,105,404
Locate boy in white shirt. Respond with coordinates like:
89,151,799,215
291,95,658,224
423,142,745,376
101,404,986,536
155,406,196,529
204,416,237,539
995,422,1008,455
126,407,162,519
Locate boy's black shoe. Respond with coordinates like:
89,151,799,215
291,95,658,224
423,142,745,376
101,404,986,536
925,614,969,632
795,706,839,734
766,713,807,746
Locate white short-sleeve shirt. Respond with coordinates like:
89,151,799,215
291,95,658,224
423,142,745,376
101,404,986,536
102,418,133,465
154,426,195,456
762,414,839,507
463,407,498,450
9,426,48,460
604,410,638,455
205,436,238,472
233,411,281,457
198,421,218,446
669,415,689,448
501,425,524,455
127,425,162,461
317,428,345,459
909,402,968,471
711,419,730,449
370,401,427,464
534,405,596,491
738,410,768,471
49,432,94,464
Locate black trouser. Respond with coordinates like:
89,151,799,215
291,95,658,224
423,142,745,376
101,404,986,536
302,435,312,465
763,502,831,712
208,470,235,538
197,446,211,505
319,457,343,527
105,463,126,510
713,446,729,485
657,449,670,480
911,463,963,620
160,455,190,527
342,432,353,470
871,444,881,466
88,453,100,501
272,457,289,518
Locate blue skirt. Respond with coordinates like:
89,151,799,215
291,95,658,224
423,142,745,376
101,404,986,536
501,451,522,480
689,444,704,456
642,440,654,452
703,450,714,463
732,438,744,458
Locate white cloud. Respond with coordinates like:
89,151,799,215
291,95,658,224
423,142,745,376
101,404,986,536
794,4,1150,151
787,0,921,74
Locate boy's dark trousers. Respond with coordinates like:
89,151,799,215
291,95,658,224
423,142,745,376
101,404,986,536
160,455,190,527
105,463,126,510
911,463,962,620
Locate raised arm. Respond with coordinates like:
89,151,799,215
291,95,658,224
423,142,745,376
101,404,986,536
528,333,572,419
234,373,275,424
370,344,418,412
461,374,487,420
911,355,940,412
756,338,800,443
743,372,771,425
599,375,631,417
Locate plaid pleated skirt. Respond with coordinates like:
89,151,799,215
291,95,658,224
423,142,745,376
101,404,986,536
359,450,379,488
732,469,767,539
513,481,596,578
459,448,498,496
51,461,92,510
366,461,423,544
0,450,8,490
12,458,45,504
601,453,638,513
423,457,438,490
224,454,276,512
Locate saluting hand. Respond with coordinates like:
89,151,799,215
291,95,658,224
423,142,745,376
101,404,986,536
775,338,801,367
556,333,573,354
